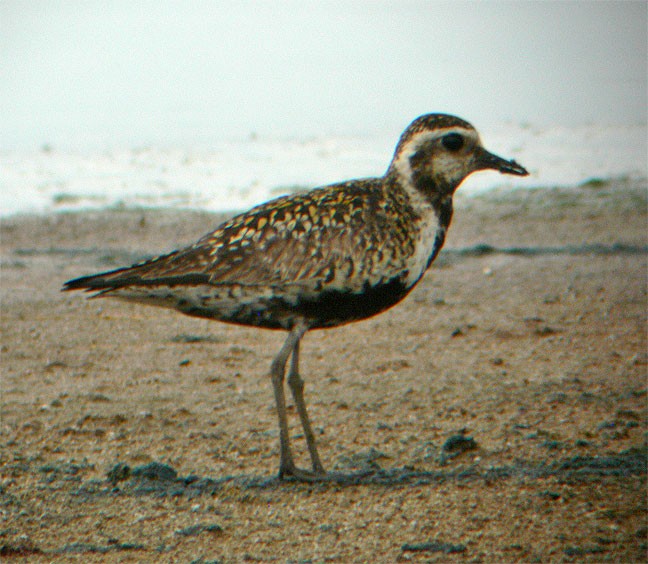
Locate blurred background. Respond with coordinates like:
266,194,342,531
1,0,646,214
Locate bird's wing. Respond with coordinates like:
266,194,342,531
64,180,415,295
197,180,413,290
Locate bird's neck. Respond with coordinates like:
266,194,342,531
385,169,455,286
426,196,453,269
386,166,454,228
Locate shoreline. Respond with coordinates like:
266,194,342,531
0,174,648,223
2,178,646,251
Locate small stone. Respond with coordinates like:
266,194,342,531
442,435,477,454
132,462,178,482
107,463,131,485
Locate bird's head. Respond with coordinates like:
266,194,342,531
388,113,529,200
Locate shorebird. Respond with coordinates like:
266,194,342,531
63,113,528,481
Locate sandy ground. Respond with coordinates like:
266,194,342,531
1,180,646,562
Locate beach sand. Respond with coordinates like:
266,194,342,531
1,180,646,561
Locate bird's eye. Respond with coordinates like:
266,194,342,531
441,133,464,152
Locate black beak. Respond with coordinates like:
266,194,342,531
475,147,529,176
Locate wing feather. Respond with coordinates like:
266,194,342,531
64,179,417,294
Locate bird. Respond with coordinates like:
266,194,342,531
63,113,529,481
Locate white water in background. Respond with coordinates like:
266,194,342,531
0,122,646,217
2,2,646,216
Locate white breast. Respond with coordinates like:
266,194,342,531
404,210,441,287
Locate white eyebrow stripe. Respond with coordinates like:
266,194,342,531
405,126,480,149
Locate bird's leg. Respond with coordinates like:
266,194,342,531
270,321,312,480
287,339,326,476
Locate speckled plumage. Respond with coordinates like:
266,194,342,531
69,176,423,329
64,113,529,480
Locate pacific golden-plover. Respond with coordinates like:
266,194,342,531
63,113,529,481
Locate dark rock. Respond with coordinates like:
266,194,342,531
442,434,477,454
132,462,178,481
107,462,131,485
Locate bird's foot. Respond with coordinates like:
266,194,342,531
278,463,327,482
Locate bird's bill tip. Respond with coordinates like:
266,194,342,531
476,148,529,176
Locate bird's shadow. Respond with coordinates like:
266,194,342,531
85,447,646,499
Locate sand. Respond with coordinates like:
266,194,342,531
1,180,646,562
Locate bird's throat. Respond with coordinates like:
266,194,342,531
411,171,456,208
